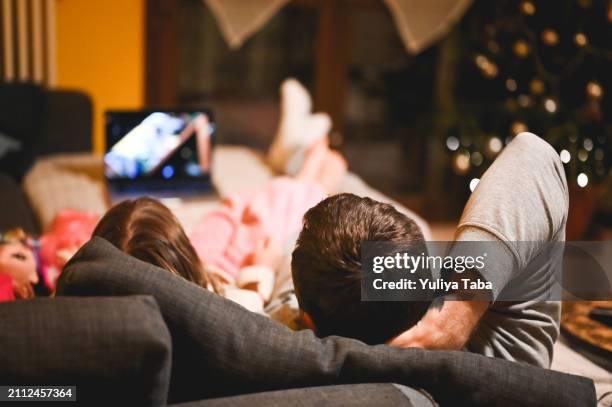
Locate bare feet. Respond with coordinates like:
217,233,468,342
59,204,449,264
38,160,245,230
296,138,348,194
295,138,329,182
315,149,348,194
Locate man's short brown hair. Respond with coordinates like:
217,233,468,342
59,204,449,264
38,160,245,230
292,193,431,344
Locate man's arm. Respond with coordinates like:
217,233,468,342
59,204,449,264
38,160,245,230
391,265,493,350
390,300,489,350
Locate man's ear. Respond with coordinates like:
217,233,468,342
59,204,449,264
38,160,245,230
301,311,317,332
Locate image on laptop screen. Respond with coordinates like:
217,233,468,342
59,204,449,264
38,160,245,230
105,110,214,191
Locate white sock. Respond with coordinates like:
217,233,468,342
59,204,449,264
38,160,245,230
267,78,331,174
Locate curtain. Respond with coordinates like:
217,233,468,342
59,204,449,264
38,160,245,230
203,0,472,54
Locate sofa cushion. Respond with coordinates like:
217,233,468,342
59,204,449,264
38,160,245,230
0,295,171,406
57,237,596,406
23,154,107,231
0,83,45,180
0,173,38,234
43,90,92,155
171,383,434,407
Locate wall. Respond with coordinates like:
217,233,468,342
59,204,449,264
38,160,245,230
54,0,145,154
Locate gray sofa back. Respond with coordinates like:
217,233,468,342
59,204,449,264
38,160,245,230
174,383,434,407
58,237,596,406
0,295,172,406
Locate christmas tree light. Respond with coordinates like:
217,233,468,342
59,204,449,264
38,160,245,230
444,0,611,190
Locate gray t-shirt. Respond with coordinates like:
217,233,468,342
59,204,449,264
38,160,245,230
454,132,568,368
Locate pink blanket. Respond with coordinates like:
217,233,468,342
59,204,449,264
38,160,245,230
190,177,326,279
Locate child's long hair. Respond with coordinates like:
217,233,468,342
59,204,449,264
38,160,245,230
93,197,219,292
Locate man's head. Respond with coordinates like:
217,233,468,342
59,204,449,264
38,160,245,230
292,193,431,344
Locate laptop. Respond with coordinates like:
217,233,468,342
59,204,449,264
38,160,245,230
104,110,216,203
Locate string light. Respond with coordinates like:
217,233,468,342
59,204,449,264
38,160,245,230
474,54,498,79
529,79,544,95
518,94,532,107
475,54,487,68
577,173,589,188
454,152,471,174
487,137,503,154
471,151,484,166
506,78,518,92
541,29,559,46
511,121,528,135
586,81,603,100
574,32,588,47
484,63,498,78
583,138,593,151
544,98,557,113
578,150,588,162
559,149,571,164
513,40,530,58
446,136,460,151
594,149,604,161
520,1,536,15
469,178,480,192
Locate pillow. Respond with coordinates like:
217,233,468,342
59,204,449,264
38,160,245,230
0,295,171,406
57,237,596,406
23,153,107,231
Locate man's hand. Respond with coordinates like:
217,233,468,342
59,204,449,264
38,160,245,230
389,300,490,350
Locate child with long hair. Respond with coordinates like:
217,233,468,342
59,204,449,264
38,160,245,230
93,79,346,312
92,139,345,312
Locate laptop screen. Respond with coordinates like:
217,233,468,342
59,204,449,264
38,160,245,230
104,110,214,190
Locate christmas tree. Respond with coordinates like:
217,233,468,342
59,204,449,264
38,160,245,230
445,0,611,192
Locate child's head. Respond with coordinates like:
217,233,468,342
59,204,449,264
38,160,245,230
291,193,431,344
93,197,217,291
